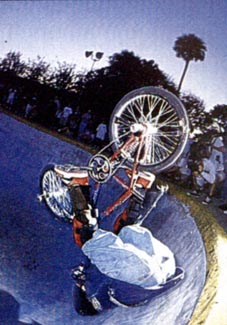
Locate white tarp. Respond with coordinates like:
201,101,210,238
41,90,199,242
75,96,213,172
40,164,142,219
82,225,176,289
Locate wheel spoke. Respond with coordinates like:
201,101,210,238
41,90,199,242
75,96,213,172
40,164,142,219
133,97,146,120
146,95,162,121
127,102,140,122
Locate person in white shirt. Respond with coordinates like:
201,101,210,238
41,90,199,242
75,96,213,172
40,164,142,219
62,105,73,124
210,135,225,172
57,105,73,132
189,157,225,204
96,122,107,140
95,121,107,147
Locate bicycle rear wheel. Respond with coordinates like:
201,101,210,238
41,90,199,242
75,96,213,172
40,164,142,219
109,86,189,174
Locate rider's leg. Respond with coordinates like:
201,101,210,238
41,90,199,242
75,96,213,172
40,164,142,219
203,171,226,204
69,185,98,246
69,186,89,212
54,165,98,241
114,171,156,233
113,196,143,233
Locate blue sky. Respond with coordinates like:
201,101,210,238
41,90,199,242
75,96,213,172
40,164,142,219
0,0,227,111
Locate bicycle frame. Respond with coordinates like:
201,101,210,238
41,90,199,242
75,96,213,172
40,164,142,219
86,129,156,216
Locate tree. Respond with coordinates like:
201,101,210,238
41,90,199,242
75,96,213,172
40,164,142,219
173,34,207,92
0,51,26,76
107,50,175,92
209,104,227,129
49,61,77,91
76,50,177,120
25,56,50,84
180,93,208,132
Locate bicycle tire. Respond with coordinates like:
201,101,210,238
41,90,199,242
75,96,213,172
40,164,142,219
109,86,189,174
40,164,74,222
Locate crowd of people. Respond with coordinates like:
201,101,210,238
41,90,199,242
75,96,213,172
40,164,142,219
165,123,227,209
56,106,107,148
0,83,108,149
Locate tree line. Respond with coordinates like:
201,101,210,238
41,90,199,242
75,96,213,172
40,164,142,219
0,33,226,135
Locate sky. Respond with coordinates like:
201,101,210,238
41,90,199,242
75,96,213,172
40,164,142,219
0,0,227,111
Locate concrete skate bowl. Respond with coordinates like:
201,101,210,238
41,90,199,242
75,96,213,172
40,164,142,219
0,111,226,324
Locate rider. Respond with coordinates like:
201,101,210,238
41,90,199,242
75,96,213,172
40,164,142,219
54,163,179,316
54,163,157,245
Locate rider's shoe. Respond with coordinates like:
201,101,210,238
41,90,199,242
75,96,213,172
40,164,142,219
71,264,86,282
90,296,103,312
54,165,89,186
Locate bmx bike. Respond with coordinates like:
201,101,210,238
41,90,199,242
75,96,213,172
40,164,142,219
38,86,189,223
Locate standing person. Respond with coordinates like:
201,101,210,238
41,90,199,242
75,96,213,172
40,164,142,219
207,129,226,200
62,104,73,125
209,132,225,172
221,122,227,199
24,101,33,119
58,104,73,132
77,110,92,140
6,88,17,110
94,120,108,148
24,97,37,119
54,96,61,112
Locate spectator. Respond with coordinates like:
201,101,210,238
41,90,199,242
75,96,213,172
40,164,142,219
62,104,73,124
175,133,194,183
209,132,225,172
79,120,95,144
68,113,80,137
54,96,61,111
55,107,63,128
24,102,33,119
57,104,73,132
221,122,227,199
77,110,92,140
24,97,37,119
188,157,225,204
94,120,108,148
6,88,17,110
189,158,215,194
208,125,225,199
80,128,95,144
59,112,81,137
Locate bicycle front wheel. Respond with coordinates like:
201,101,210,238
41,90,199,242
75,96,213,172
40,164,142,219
109,86,189,174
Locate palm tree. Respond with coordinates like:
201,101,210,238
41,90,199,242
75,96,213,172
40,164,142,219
173,34,207,92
